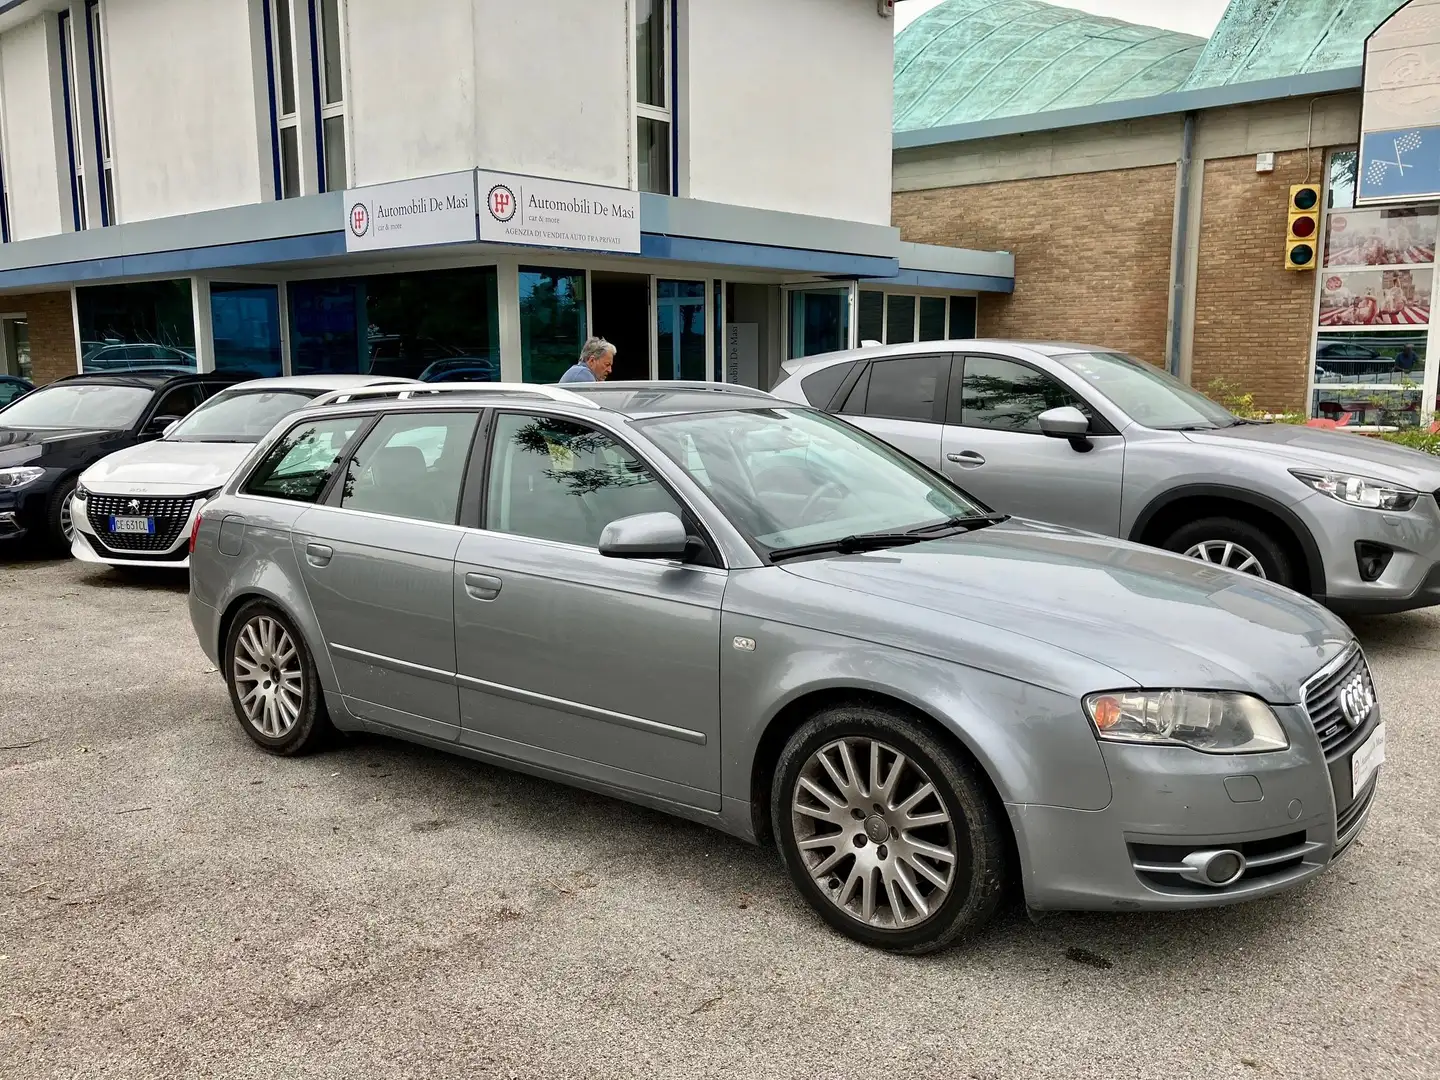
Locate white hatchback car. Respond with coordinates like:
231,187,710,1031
72,374,417,568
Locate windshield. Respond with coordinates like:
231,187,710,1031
0,383,152,430
641,408,988,555
1053,351,1238,430
168,389,318,443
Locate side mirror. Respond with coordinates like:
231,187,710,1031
598,512,690,560
147,415,184,438
1038,406,1091,448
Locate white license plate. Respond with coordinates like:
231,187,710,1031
1351,722,1386,800
110,515,154,535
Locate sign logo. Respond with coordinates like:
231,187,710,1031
487,184,517,222
126,499,140,512
348,202,370,237
1338,672,1376,728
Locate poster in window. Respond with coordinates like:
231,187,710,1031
1319,268,1432,326
1323,207,1438,267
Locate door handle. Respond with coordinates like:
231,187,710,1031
464,572,503,601
305,542,333,567
946,451,986,468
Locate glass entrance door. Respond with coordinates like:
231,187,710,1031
657,280,707,380
785,284,855,359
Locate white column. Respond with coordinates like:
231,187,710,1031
496,257,522,381
192,278,214,372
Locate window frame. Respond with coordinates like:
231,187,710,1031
949,353,1116,436
263,0,303,199
324,407,483,527
84,0,115,226
0,84,12,242
858,289,980,346
310,0,349,193
464,406,722,567
57,9,87,231
633,0,676,196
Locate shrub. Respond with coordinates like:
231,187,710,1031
1377,428,1440,455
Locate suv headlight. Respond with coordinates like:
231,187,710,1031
1291,469,1418,511
1084,690,1289,753
0,466,45,490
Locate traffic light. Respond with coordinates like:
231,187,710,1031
1286,184,1320,271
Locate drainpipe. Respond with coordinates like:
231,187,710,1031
1167,111,1197,379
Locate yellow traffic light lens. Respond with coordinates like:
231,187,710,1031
1293,187,1319,211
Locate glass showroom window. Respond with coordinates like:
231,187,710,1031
314,0,348,191
635,0,672,195
1311,148,1437,429
267,0,302,198
57,10,88,230
77,281,198,373
858,290,979,345
520,267,588,383
85,0,115,225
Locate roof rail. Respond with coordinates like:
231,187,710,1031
309,382,600,408
629,381,777,397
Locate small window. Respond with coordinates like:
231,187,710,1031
340,411,478,524
919,297,946,341
886,295,916,344
800,361,854,409
858,355,945,422
244,416,360,502
486,412,683,548
858,290,884,343
949,296,977,339
961,356,1084,433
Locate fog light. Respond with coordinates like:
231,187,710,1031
1355,541,1393,583
1179,849,1247,887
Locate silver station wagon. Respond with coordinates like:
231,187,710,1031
187,382,1384,953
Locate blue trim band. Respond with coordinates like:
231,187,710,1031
642,233,899,277
261,0,282,200
57,11,81,231
308,0,325,192
869,268,1014,293
83,0,108,227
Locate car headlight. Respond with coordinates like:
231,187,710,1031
74,481,91,501
1083,690,1289,753
1291,469,1419,511
0,466,45,491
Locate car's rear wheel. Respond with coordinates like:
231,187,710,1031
771,704,1007,954
223,601,332,755
1164,516,1292,586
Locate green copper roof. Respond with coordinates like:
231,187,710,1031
894,0,1206,132
1181,0,1406,89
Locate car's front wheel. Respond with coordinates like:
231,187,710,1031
223,601,332,755
771,704,1007,954
1164,516,1292,586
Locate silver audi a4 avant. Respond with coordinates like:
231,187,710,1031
188,382,1384,953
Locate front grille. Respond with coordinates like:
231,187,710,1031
84,494,197,553
1335,776,1378,857
1130,830,1322,895
1303,647,1377,759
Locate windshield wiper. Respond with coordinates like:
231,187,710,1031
770,515,1010,562
908,514,1009,536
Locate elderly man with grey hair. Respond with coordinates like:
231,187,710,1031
559,337,615,383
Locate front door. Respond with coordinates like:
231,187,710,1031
833,352,952,469
453,410,724,810
656,279,707,380
292,410,480,741
940,354,1125,535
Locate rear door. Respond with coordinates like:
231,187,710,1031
833,352,952,468
940,354,1125,534
291,409,480,742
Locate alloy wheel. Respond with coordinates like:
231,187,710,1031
60,497,75,543
790,737,957,930
232,615,305,739
1183,540,1267,578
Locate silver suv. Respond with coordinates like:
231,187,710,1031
773,342,1440,614
188,382,1381,953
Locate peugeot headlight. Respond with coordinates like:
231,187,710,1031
0,467,45,491
1084,690,1288,753
75,481,91,501
1291,469,1418,511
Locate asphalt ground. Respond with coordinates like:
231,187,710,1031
1,553,1436,1080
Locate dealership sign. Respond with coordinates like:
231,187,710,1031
477,169,641,255
343,171,478,252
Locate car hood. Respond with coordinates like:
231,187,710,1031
0,427,116,467
80,440,255,494
1184,423,1440,488
780,520,1352,703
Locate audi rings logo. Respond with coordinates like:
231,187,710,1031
487,184,517,222
1338,672,1376,728
349,202,370,237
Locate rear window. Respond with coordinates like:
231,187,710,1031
799,362,854,408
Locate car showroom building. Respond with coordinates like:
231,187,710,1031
892,0,1440,430
0,0,1012,392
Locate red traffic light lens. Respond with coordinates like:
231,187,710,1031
1291,215,1317,238
1293,187,1319,211
1289,243,1315,267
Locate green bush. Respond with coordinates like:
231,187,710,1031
1204,378,1304,423
1377,428,1440,455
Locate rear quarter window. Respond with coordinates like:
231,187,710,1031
800,362,855,409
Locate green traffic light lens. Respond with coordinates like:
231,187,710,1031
1293,188,1319,211
1290,244,1315,266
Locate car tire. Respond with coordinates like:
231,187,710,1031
223,600,333,756
1164,516,1293,586
771,703,1007,955
45,475,78,552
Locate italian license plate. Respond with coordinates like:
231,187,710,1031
110,515,155,535
1351,722,1386,799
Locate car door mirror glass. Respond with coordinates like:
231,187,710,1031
598,512,689,560
1037,406,1090,439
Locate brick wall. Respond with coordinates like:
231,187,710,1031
1190,148,1324,414
1,291,76,385
892,165,1178,365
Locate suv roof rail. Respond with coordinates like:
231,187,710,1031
618,381,777,397
309,382,600,409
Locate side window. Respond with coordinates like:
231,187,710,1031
340,412,479,525
152,384,206,419
486,412,684,548
848,355,946,422
961,356,1085,433
244,416,361,503
800,361,854,408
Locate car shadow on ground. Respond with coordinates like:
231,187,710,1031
73,565,189,593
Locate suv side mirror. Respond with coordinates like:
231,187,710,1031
598,512,690,560
1038,406,1091,449
146,414,185,438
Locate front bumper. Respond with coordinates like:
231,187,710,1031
1010,703,1380,912
70,490,200,568
1300,488,1440,614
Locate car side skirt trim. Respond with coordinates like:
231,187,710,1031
455,671,708,745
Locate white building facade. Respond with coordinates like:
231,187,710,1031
0,0,1012,387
